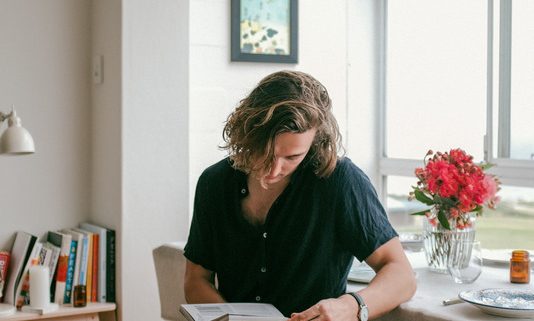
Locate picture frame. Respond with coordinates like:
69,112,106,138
231,0,298,63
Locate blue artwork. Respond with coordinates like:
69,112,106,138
240,0,291,55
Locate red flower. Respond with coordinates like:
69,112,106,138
410,149,501,230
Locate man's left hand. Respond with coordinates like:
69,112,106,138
288,294,359,321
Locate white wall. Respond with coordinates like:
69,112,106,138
121,1,190,320
0,1,381,320
189,0,350,206
0,0,91,248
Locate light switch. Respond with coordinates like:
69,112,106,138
92,55,103,84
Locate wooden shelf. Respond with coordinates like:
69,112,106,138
0,303,116,321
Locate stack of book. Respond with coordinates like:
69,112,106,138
0,222,115,311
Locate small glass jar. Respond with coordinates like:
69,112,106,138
510,250,530,284
73,285,87,307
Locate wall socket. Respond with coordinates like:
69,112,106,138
92,55,103,84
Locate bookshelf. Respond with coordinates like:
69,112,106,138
0,302,116,321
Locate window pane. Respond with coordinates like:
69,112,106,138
386,1,487,160
386,174,534,250
510,1,534,160
476,185,534,250
386,175,426,232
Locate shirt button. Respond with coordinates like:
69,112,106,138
255,296,261,302
241,188,246,194
261,267,267,273
263,232,267,238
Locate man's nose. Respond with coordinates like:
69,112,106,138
269,158,283,176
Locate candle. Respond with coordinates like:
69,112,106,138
29,266,50,308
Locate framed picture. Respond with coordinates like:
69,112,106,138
231,0,298,63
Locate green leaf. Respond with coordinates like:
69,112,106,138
433,195,456,207
479,162,494,171
414,190,434,206
410,209,431,216
437,210,451,230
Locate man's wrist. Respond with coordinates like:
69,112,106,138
347,292,368,321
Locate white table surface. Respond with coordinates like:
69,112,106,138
347,252,534,321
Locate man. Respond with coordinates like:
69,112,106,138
184,70,416,320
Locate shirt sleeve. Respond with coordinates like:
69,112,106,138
333,159,398,262
184,170,216,271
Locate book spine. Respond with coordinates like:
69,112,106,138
78,236,88,286
46,246,60,288
85,235,93,303
91,234,99,302
54,254,68,304
106,229,115,302
0,251,10,302
63,240,77,304
15,242,42,309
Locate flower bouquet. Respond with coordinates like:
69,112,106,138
409,149,501,229
409,149,501,273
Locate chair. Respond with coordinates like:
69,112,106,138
153,241,188,321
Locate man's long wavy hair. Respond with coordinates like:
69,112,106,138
221,70,343,178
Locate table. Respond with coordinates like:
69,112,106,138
347,253,534,321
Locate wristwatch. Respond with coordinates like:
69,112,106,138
348,292,368,321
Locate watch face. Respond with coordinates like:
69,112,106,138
360,306,369,321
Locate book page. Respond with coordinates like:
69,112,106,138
180,303,285,321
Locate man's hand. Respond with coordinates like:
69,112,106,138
288,294,359,321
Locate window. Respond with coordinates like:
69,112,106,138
381,0,534,249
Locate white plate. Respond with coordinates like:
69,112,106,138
482,249,533,266
459,288,534,318
348,262,375,284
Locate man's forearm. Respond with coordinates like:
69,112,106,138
184,278,226,304
358,261,416,319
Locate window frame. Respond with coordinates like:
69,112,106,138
378,0,534,204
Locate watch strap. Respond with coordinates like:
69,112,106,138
347,292,367,321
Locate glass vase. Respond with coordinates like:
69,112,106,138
422,217,476,273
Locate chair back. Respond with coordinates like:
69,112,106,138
153,241,188,321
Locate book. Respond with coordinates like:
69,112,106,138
179,303,286,321
72,228,93,302
105,228,115,302
47,231,72,304
15,242,43,308
79,222,107,302
4,231,37,305
0,251,10,302
61,229,88,288
89,233,99,302
63,238,77,304
42,243,60,289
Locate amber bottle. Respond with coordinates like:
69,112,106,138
510,250,530,284
73,285,87,307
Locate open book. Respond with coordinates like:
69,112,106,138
179,303,287,321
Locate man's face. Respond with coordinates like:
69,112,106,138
254,128,317,187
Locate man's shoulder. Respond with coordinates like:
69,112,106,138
199,157,240,182
332,157,366,178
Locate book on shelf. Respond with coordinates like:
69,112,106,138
62,229,88,295
42,242,60,289
0,251,10,302
63,237,77,304
79,222,108,303
72,227,93,302
105,228,116,303
179,303,287,321
3,231,37,305
90,233,98,302
47,231,72,304
14,241,43,309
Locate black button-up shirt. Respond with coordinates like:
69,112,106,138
184,157,397,316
